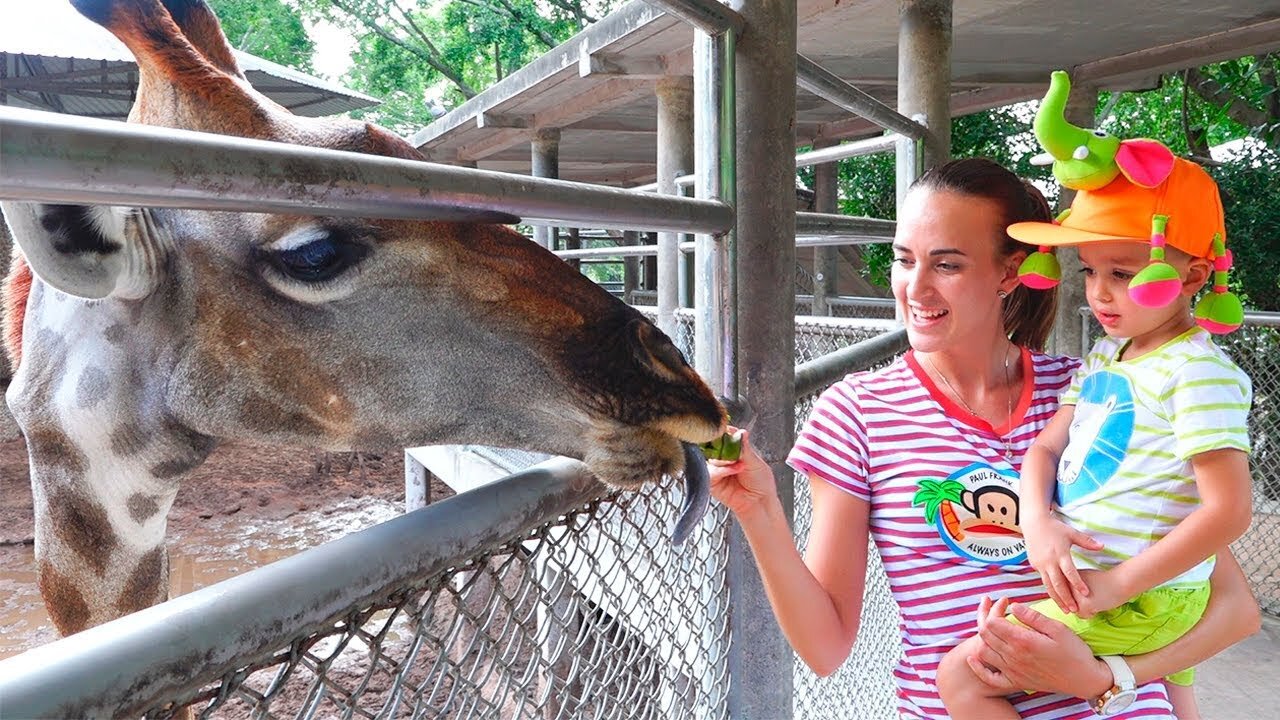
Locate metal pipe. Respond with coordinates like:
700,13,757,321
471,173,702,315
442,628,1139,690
796,212,895,240
794,328,909,398
0,107,733,235
795,54,930,142
644,0,745,36
796,133,901,167
812,140,839,317
632,131,899,193
0,457,603,718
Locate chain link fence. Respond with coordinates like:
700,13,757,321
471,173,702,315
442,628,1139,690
1081,309,1280,615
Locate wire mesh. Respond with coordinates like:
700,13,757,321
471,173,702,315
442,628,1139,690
141,479,732,720
1079,310,1280,615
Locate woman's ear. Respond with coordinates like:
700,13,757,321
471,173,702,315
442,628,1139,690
1001,249,1029,294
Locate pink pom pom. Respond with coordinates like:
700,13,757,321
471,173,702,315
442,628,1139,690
1019,273,1060,290
1129,278,1181,307
1215,251,1233,272
1197,317,1242,334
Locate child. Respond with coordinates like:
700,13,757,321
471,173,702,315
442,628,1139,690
937,72,1254,720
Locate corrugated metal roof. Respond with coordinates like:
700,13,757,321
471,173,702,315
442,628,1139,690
0,0,378,119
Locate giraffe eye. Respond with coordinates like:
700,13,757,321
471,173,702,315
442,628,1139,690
269,235,368,284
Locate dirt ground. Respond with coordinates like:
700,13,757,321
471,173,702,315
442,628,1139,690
0,423,456,659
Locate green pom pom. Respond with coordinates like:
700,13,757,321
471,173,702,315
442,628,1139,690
1017,251,1061,290
1195,291,1244,334
1128,262,1182,307
700,429,744,462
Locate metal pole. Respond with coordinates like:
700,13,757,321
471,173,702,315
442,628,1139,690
693,31,734,397
897,0,953,166
1049,83,1097,357
0,108,733,235
796,55,930,142
727,0,795,714
795,134,901,167
531,128,561,250
657,76,695,338
812,139,839,317
622,230,640,302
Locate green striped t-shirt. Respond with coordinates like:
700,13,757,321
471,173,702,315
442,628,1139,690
1055,327,1251,587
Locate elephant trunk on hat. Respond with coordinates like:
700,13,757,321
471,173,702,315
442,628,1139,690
1032,71,1176,192
1033,71,1123,190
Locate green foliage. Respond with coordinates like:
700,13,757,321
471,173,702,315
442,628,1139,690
300,0,620,135
1210,143,1280,311
209,0,316,73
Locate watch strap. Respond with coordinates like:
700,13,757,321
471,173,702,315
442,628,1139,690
1099,655,1136,691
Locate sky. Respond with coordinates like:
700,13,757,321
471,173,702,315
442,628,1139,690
306,14,357,82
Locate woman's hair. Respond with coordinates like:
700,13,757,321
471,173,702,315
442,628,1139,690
911,158,1058,351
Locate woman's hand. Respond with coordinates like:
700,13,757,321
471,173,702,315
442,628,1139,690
706,428,779,519
1022,514,1103,614
965,597,1112,699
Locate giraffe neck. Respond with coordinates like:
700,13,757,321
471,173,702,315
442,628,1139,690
8,279,214,633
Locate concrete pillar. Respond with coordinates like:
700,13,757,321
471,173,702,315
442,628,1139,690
564,227,581,272
531,129,561,250
812,140,839,316
1048,83,1097,357
726,0,797,716
897,0,952,177
656,76,695,336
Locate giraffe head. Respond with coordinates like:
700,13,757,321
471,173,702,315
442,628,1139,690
5,0,727,636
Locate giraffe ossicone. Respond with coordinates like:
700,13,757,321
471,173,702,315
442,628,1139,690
1,0,725,638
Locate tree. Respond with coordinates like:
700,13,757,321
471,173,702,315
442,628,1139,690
298,0,619,135
209,0,317,73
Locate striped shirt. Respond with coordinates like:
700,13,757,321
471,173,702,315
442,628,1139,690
788,349,1175,719
1058,327,1252,586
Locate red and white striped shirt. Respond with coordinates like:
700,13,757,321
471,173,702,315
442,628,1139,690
788,349,1175,719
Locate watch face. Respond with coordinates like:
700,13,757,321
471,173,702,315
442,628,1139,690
1103,690,1137,716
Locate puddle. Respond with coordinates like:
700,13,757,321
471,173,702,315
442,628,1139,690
0,497,404,660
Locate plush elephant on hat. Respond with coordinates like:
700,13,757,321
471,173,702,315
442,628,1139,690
1031,71,1176,191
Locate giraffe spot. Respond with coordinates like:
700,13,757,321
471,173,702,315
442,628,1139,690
127,493,161,523
49,488,118,576
151,458,197,480
75,365,110,409
38,561,91,635
103,323,127,345
25,426,88,478
110,423,149,456
117,547,166,616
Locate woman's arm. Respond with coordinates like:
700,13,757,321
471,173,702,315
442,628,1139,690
967,549,1260,696
709,431,871,676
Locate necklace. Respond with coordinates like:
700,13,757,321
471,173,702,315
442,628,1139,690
924,347,1015,460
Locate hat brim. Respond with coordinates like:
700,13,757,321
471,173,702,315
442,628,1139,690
1007,221,1146,248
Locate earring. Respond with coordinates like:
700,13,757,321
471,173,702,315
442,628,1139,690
1194,234,1243,334
997,289,1009,299
1128,214,1182,307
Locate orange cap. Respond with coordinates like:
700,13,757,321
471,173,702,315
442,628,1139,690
1008,157,1226,259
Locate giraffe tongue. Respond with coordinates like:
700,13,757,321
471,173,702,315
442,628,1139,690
671,442,711,547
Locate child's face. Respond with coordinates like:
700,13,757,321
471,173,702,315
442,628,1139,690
1077,241,1203,350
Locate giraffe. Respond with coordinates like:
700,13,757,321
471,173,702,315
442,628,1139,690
1,0,725,638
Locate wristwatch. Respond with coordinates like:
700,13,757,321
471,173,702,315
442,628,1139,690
1092,655,1138,716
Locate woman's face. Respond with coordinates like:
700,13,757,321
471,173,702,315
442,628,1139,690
890,187,1022,354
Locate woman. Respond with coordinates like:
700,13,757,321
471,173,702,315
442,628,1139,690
708,158,1259,718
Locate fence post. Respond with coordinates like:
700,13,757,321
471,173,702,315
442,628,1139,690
726,0,796,716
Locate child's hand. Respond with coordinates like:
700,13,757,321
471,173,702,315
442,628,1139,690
1023,514,1104,614
706,428,777,518
1073,570,1130,619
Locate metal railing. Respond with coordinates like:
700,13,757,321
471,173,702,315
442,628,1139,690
0,320,905,717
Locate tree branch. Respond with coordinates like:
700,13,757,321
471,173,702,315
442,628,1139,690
326,0,478,98
1185,66,1276,148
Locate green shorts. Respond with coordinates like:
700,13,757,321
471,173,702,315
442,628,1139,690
1027,582,1210,686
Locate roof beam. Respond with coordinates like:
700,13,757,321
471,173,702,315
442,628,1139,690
579,47,669,79
1074,18,1280,87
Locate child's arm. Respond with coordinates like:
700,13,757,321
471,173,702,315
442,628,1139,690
1078,447,1252,617
1021,406,1104,613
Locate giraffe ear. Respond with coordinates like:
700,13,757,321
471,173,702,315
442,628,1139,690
0,203,162,300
